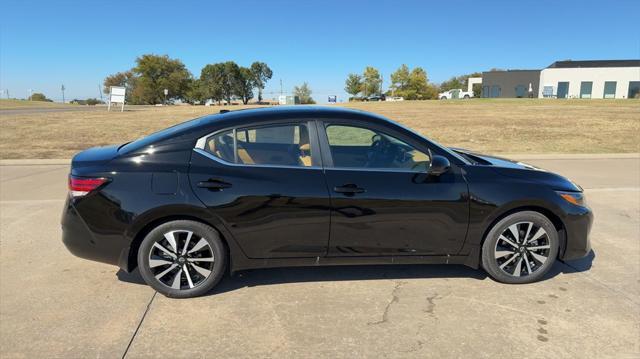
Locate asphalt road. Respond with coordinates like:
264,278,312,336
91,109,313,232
0,105,156,115
0,155,638,358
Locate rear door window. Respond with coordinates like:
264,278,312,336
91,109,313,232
204,123,313,167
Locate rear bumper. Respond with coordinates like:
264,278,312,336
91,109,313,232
560,205,593,261
61,197,125,268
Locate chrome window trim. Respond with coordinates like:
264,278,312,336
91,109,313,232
194,148,425,173
193,148,322,170
324,166,431,174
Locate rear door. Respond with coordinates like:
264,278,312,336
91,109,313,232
318,120,469,256
189,120,330,259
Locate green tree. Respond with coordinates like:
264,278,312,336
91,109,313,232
219,61,241,105
362,66,382,96
28,93,52,102
85,98,104,105
344,73,363,99
250,61,273,102
132,54,192,104
387,65,439,100
103,71,142,104
103,71,135,94
293,82,315,104
439,72,482,93
237,67,255,104
184,79,207,104
389,64,410,95
200,63,225,104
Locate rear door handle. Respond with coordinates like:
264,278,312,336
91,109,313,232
198,179,232,191
333,184,365,195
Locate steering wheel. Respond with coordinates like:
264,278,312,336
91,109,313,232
365,134,392,167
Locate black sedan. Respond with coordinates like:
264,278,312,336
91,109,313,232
62,107,592,298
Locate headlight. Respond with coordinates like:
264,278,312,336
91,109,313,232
556,191,586,207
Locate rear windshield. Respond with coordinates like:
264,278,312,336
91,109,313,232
119,117,207,153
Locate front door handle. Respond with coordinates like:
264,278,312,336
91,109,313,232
334,184,365,195
198,179,232,191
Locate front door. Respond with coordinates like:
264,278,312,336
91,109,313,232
318,121,469,256
189,121,330,259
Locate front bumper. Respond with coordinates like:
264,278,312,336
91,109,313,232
560,205,593,261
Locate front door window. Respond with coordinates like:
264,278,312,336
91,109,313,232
325,125,430,172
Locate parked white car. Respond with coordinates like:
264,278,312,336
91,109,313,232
439,89,473,100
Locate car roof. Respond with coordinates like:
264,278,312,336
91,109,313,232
198,106,389,126
119,106,393,154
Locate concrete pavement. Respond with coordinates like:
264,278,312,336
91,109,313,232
0,155,638,358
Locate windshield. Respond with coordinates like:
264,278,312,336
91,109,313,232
379,116,471,165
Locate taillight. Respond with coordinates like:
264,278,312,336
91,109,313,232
68,175,109,197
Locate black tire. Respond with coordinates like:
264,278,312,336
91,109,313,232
137,220,227,298
463,95,470,99
481,211,558,284
440,96,447,100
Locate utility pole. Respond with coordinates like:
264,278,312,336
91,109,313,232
98,84,103,102
280,79,283,95
28,89,33,100
61,84,65,103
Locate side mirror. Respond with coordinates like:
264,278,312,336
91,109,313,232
428,155,450,176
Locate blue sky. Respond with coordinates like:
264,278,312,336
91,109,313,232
1,0,639,102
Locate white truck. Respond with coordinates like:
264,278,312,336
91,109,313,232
438,88,473,100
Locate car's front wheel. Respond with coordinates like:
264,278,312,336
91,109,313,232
481,211,558,284
137,220,227,298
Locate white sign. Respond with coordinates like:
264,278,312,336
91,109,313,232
108,86,126,112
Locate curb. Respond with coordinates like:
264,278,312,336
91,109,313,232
498,153,640,160
0,159,71,166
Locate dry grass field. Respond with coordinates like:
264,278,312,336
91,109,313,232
0,99,638,159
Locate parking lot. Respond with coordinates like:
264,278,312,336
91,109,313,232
1,154,638,358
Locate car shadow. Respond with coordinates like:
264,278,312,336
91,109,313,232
115,249,595,296
550,249,596,275
116,264,487,290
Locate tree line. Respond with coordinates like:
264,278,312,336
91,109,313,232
345,65,481,100
103,54,273,105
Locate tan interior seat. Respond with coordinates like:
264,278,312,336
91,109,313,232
298,126,312,166
237,143,255,164
207,134,234,162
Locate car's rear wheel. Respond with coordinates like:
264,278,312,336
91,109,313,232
137,220,226,298
440,96,447,100
481,211,558,284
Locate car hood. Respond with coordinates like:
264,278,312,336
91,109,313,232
452,148,582,192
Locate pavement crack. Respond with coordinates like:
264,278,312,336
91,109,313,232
122,291,157,359
368,281,404,326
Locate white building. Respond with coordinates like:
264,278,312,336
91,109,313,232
538,60,640,99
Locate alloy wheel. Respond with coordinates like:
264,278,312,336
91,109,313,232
147,230,215,290
494,221,551,278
